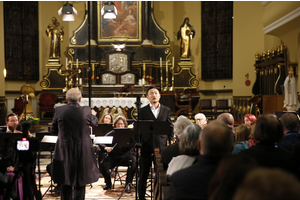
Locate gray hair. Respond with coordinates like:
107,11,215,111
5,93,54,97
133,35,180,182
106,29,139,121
174,116,193,139
179,124,201,155
200,120,233,156
66,88,82,102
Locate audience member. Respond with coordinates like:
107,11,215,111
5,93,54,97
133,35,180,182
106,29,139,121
138,85,174,200
217,113,236,142
239,114,299,177
161,116,193,170
51,88,99,200
99,116,136,193
232,168,300,200
248,124,259,147
276,112,300,152
167,124,200,176
208,154,258,200
195,113,207,128
167,120,233,200
243,114,256,126
99,113,113,124
232,124,250,154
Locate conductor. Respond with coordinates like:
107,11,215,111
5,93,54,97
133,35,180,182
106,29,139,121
138,85,174,200
51,88,99,200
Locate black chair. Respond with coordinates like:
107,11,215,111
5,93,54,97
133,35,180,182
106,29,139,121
215,99,231,117
199,99,217,119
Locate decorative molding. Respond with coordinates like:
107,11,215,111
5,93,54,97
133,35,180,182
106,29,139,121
264,7,300,34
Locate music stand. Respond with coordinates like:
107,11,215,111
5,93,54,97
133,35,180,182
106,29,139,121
93,123,114,136
41,135,57,197
138,120,170,200
113,128,136,199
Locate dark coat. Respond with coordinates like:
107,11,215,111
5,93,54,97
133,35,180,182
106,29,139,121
167,155,223,200
161,142,180,170
276,131,300,152
51,102,99,186
139,104,174,155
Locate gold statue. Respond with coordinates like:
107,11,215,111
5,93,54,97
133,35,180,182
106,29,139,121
46,17,64,59
176,17,195,58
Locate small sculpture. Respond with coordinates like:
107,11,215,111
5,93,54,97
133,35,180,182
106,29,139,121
175,17,195,59
46,17,64,59
283,67,300,111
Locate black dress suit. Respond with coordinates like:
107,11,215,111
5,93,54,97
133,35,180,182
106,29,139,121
167,155,223,200
51,102,99,200
138,103,174,200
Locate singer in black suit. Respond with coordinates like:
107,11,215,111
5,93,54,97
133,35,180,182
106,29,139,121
51,88,99,200
138,85,174,200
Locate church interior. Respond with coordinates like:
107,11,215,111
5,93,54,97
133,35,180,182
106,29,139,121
1,1,300,199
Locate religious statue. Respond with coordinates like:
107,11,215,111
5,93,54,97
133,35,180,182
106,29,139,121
283,67,300,111
46,17,64,59
175,17,195,59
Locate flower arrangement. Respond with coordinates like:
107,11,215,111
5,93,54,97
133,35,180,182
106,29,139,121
26,116,40,125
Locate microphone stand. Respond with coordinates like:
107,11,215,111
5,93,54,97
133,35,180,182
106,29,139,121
134,96,142,200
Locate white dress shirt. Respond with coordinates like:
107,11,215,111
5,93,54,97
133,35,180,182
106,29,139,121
149,103,161,119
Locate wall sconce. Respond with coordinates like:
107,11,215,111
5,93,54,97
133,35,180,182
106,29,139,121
101,2,117,19
58,2,77,21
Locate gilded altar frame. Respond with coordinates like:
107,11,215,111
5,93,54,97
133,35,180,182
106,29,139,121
97,1,142,42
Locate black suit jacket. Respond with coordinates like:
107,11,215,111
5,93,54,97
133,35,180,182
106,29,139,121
167,155,223,200
139,104,174,155
51,102,100,186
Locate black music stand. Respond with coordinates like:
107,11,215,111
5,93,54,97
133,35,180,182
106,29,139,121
138,120,170,200
113,128,136,199
41,135,57,197
93,123,114,136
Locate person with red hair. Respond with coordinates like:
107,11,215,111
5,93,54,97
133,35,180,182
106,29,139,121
243,114,257,126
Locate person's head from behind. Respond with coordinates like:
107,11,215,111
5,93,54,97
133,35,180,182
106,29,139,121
146,86,161,105
66,88,82,103
179,124,201,156
217,113,234,130
232,168,300,200
234,124,251,143
243,114,257,126
280,112,299,134
209,154,258,200
113,116,127,128
195,113,207,128
254,114,283,143
174,115,193,141
101,113,113,124
198,120,233,156
5,113,19,131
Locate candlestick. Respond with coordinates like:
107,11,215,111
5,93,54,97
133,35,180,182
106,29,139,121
66,58,68,69
79,78,82,85
76,59,78,69
165,60,169,91
142,78,145,85
143,63,146,79
160,57,163,88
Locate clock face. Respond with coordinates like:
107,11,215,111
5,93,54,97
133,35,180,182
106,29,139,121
108,53,129,73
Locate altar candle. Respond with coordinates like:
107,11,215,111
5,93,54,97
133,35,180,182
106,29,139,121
166,60,168,73
160,57,162,69
66,58,68,69
142,78,145,85
172,57,174,68
76,59,78,69
143,63,146,71
79,78,82,85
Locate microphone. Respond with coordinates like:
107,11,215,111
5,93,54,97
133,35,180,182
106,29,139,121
17,94,25,100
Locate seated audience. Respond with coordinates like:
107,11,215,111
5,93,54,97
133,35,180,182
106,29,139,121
248,124,259,147
232,124,250,154
161,116,193,170
232,168,300,200
243,114,256,126
239,114,299,177
99,116,136,193
195,113,207,128
167,120,233,200
217,113,236,142
167,124,200,176
276,112,300,152
208,154,258,200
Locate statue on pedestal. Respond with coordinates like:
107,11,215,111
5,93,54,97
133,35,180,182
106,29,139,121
176,17,195,59
46,17,64,59
283,67,300,111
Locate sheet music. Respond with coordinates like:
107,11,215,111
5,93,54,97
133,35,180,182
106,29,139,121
94,136,113,144
41,135,58,143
